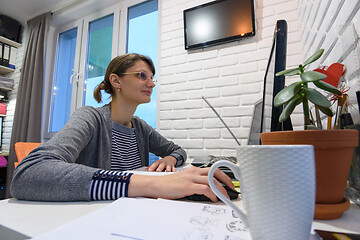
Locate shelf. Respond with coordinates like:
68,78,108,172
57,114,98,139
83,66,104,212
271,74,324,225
0,65,15,75
0,86,13,92
0,152,9,157
0,36,21,48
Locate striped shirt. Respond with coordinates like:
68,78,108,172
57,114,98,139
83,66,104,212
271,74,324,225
111,121,142,171
89,122,142,200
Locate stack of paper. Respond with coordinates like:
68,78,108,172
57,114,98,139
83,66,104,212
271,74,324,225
0,76,14,91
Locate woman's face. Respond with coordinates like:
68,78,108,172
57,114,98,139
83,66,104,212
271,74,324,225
117,60,155,105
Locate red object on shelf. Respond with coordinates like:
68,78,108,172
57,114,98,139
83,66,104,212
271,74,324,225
0,103,7,116
313,63,346,88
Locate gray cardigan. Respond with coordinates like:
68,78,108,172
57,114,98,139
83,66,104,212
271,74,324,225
11,104,186,201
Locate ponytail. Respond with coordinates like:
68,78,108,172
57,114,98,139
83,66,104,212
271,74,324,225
93,80,112,103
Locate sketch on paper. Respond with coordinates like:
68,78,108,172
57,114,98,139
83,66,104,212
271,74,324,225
232,210,239,218
202,206,227,215
183,203,250,240
183,228,214,240
183,216,218,240
190,216,220,229
226,221,248,232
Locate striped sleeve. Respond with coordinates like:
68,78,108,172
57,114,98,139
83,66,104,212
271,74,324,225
89,170,133,201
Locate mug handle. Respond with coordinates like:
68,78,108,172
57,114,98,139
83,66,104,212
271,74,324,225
208,160,249,227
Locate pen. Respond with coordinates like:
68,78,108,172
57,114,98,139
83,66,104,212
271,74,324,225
309,109,315,126
334,97,343,129
356,91,360,116
315,105,322,129
327,116,332,130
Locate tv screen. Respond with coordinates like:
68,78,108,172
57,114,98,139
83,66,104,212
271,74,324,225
183,0,256,50
261,19,292,134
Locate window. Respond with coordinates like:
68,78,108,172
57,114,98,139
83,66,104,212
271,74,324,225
44,6,119,139
43,0,159,164
83,14,114,108
127,0,158,163
127,0,158,129
43,0,158,139
49,27,77,132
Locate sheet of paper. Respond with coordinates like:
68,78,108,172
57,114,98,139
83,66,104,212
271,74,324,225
126,169,175,176
32,198,251,240
151,199,251,240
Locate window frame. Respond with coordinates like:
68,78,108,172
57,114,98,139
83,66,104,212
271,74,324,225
76,7,120,111
43,20,83,140
42,0,160,141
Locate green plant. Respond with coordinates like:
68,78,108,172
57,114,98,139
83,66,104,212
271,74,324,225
274,49,342,128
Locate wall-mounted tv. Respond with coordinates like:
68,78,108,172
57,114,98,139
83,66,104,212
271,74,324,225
183,0,256,50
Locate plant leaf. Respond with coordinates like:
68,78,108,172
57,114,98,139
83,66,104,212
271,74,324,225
301,71,327,82
274,82,302,107
303,49,324,66
275,67,301,76
279,95,301,122
283,69,302,76
305,88,331,108
313,80,342,95
317,105,334,117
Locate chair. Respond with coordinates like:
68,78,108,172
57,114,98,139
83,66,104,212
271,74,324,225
14,142,41,168
0,155,7,168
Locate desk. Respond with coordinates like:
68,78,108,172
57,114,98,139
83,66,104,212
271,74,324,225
0,197,359,239
0,199,110,239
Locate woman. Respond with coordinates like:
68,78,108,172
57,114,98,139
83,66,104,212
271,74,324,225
11,53,233,202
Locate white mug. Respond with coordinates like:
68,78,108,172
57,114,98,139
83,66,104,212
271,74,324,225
208,145,315,240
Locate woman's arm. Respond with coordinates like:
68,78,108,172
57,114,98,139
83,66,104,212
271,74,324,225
128,167,234,202
10,106,108,201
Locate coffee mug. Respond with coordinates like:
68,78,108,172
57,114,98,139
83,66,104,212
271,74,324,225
208,145,315,240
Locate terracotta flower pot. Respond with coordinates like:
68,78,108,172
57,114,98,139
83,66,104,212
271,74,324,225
260,129,359,220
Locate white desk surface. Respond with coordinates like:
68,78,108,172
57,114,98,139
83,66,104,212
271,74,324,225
0,199,111,238
1,163,360,239
0,197,360,239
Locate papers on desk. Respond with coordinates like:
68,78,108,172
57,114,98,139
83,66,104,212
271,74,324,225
126,168,175,175
32,198,251,240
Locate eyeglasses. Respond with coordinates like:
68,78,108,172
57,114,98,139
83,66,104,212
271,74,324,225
121,71,157,83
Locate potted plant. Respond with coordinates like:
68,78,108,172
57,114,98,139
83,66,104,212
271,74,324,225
260,49,359,220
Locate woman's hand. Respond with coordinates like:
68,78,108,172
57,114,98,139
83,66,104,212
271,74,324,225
128,167,234,202
146,156,177,172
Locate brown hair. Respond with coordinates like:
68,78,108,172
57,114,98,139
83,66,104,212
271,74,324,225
93,53,155,103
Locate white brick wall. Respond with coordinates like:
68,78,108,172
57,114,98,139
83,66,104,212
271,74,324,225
299,0,360,125
159,0,302,157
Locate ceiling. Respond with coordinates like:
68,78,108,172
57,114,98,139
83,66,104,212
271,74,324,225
0,0,124,27
0,0,70,24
